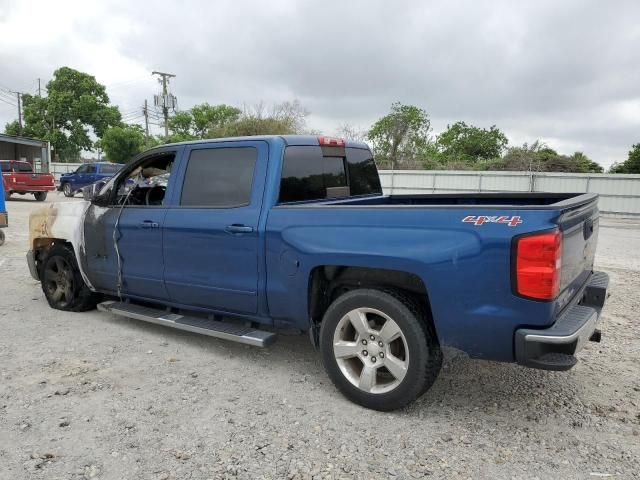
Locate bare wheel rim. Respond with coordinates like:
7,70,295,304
333,307,409,394
44,256,75,307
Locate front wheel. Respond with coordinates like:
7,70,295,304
4,190,10,201
320,289,442,411
0,230,5,246
41,243,98,311
62,183,74,197
34,191,47,201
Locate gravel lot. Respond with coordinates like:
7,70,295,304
1,194,639,480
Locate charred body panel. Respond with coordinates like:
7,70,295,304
28,201,94,288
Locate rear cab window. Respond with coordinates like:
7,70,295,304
278,145,381,203
14,162,33,173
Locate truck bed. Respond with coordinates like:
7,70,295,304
269,190,600,362
312,192,595,208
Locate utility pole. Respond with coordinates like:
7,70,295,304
16,92,23,135
151,71,176,139
37,78,42,97
143,99,150,144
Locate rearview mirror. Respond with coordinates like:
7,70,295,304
82,181,106,202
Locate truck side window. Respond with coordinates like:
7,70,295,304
108,153,176,207
101,164,121,174
180,147,257,208
279,146,349,203
345,149,382,196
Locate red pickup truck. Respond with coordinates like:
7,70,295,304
1,160,56,201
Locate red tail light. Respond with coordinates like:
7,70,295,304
318,136,345,147
515,230,562,300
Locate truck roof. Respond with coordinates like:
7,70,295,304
153,135,370,150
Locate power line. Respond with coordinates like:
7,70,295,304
0,89,23,132
0,90,16,101
0,95,17,107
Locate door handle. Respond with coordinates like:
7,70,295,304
225,224,254,234
140,220,159,229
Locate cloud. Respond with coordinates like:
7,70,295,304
0,0,638,167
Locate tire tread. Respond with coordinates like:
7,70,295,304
42,243,98,312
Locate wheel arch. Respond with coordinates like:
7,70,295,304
307,265,436,345
28,200,94,287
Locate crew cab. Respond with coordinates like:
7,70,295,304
26,135,609,410
58,162,122,197
2,160,55,201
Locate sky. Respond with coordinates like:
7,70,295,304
0,0,639,168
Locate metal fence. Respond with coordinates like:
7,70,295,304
51,162,640,216
379,170,640,215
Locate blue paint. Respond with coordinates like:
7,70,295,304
0,173,6,228
82,136,599,363
59,162,122,193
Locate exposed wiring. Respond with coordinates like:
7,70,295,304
112,186,135,300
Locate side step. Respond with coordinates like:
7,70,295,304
97,301,276,347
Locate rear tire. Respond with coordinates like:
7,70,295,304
4,191,10,201
62,183,74,197
34,191,47,202
320,289,442,411
0,230,5,246
41,243,98,311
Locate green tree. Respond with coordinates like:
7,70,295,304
167,111,195,138
3,67,121,161
437,121,508,163
486,142,603,173
100,125,146,163
168,103,242,140
212,116,296,137
192,103,241,137
610,144,640,173
4,120,21,136
209,101,308,138
367,102,432,169
570,151,603,173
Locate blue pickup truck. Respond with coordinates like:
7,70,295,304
58,162,122,197
27,135,608,410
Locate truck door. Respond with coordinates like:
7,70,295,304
73,164,91,189
162,141,268,314
83,164,98,187
83,147,182,300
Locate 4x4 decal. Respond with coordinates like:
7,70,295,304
462,215,523,227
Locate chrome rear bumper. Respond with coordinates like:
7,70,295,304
515,271,609,371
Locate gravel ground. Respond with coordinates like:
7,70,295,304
0,193,639,480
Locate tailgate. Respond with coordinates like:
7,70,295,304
555,196,599,313
8,172,54,188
